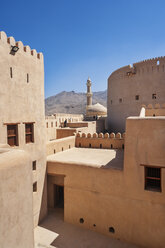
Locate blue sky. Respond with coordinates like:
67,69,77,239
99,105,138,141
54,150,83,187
1,0,165,97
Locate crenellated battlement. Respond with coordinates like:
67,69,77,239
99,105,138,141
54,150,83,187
109,56,165,81
76,132,125,149
142,103,165,109
0,31,43,60
141,103,165,117
134,56,165,66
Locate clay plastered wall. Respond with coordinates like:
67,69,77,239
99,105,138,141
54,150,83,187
0,149,34,248
66,121,97,133
144,103,165,116
0,31,47,226
56,128,77,139
56,121,97,139
124,117,165,169
46,127,57,141
47,117,165,248
48,157,165,248
53,113,83,122
96,118,106,133
66,122,88,128
75,132,124,149
46,136,75,155
107,57,165,132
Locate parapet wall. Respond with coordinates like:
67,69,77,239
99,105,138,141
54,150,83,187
0,31,43,61
75,132,125,149
144,103,165,116
56,128,77,139
66,122,88,128
47,136,76,156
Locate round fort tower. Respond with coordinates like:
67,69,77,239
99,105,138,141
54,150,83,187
107,57,165,133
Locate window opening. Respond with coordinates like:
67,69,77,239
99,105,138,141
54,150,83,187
32,161,36,170
25,123,34,143
33,182,37,192
145,167,161,192
7,124,19,146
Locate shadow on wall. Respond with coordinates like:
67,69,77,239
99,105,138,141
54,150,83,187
39,170,48,224
101,149,124,170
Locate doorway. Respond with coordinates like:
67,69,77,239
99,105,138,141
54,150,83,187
54,185,64,208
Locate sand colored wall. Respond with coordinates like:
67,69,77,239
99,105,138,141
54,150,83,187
47,117,165,248
56,121,97,139
107,57,165,132
75,132,124,149
46,127,57,141
0,148,34,248
45,114,84,141
66,121,97,133
0,31,47,226
56,128,77,139
46,136,75,155
144,103,165,116
66,122,88,128
96,118,106,133
53,113,83,122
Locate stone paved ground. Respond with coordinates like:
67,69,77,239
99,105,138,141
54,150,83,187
35,209,140,248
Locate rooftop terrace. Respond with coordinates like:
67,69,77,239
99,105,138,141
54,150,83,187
47,147,124,170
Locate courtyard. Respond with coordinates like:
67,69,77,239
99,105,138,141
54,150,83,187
35,209,140,248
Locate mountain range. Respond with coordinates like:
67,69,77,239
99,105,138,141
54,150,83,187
45,90,107,115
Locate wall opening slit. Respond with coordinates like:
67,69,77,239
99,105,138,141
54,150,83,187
10,67,13,78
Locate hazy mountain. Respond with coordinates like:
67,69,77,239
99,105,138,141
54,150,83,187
45,90,107,115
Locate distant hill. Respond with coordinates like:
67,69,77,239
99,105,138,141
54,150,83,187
45,90,107,115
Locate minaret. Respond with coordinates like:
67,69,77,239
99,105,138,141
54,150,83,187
86,77,93,106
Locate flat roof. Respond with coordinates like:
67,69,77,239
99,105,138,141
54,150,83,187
47,148,124,170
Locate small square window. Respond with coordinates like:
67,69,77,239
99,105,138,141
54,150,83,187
32,161,36,170
111,100,113,104
152,94,156,99
145,167,161,192
119,98,122,103
135,95,139,100
33,182,37,192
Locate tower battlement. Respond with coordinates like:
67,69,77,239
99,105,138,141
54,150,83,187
109,56,165,81
0,31,43,61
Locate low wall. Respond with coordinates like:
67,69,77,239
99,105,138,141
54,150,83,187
56,128,77,139
75,132,125,149
46,136,76,155
66,121,97,133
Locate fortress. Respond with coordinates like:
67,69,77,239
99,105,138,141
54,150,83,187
0,30,165,248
